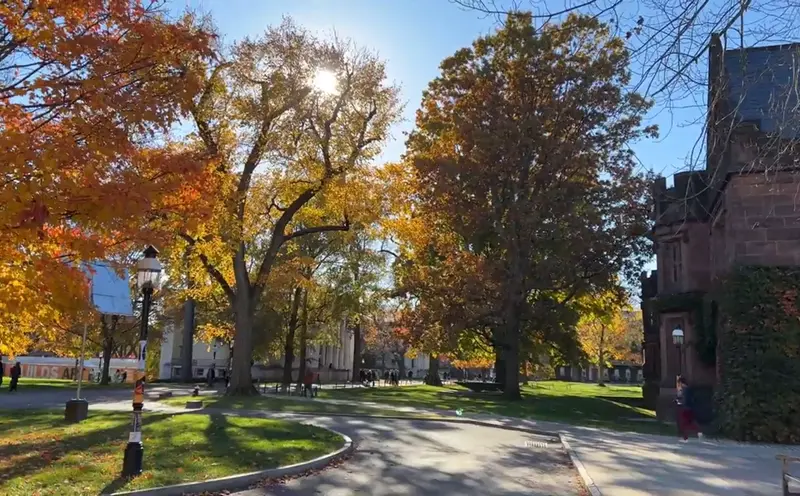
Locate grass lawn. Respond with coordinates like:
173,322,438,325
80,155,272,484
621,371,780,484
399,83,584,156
320,381,672,435
0,409,343,496
11,377,129,390
160,394,436,418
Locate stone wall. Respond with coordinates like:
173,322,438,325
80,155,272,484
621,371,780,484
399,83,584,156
654,222,712,294
719,171,800,270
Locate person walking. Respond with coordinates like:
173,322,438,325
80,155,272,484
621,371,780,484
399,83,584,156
9,362,21,392
207,366,216,387
676,376,703,442
303,368,315,397
0,358,4,387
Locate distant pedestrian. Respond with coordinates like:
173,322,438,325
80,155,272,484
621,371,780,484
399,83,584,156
9,362,21,392
303,368,315,397
383,369,389,385
408,370,413,383
207,367,216,387
389,370,395,386
359,369,366,384
0,359,4,387
675,376,703,442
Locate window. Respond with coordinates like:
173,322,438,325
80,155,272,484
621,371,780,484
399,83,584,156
671,242,682,283
195,368,204,378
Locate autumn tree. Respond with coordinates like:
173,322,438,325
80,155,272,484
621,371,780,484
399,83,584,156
398,13,653,399
576,291,632,386
178,20,400,394
0,1,214,356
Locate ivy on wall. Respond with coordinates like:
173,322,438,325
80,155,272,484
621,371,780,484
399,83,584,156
716,265,800,444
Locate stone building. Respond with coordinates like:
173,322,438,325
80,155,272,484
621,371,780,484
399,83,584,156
641,36,800,416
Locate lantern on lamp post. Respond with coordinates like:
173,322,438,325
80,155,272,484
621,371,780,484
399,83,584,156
672,325,685,378
121,246,161,477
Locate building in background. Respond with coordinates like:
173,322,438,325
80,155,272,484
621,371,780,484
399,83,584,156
642,36,800,416
158,315,437,383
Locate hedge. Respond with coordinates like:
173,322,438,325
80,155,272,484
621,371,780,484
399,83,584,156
716,265,800,444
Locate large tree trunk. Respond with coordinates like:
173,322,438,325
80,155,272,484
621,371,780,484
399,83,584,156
181,297,195,383
425,355,443,386
281,287,302,392
295,289,309,393
494,337,506,389
229,257,256,395
503,342,521,400
351,321,362,382
397,347,407,380
501,306,522,400
229,301,256,394
100,324,113,385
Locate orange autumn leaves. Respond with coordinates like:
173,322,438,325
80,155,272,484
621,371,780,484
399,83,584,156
0,1,215,355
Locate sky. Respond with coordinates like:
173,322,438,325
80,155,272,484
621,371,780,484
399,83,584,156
183,0,717,277
185,0,702,176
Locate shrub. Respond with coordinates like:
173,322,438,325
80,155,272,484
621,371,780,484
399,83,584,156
716,265,800,443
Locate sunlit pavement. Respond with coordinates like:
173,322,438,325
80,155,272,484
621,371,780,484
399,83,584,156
230,415,584,496
7,389,798,495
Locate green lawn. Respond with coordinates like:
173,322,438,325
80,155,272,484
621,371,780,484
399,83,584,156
160,394,437,418
0,410,343,496
320,381,671,434
10,377,129,390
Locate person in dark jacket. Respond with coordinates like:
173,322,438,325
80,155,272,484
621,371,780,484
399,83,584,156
0,358,4,387
9,362,21,392
207,367,216,387
675,376,703,441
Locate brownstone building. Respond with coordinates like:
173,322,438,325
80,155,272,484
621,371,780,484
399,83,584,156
641,36,800,416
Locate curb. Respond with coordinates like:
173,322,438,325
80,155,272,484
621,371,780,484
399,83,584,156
108,429,354,496
559,433,601,496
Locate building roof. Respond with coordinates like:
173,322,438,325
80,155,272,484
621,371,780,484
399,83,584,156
721,43,800,139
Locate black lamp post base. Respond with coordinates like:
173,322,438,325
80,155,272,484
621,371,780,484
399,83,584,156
121,442,143,477
64,399,89,423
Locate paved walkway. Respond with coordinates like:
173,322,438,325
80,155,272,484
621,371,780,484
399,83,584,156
164,393,796,496
89,400,584,495
6,387,797,495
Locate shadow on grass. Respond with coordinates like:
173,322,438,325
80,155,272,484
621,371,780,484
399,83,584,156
0,412,131,483
99,476,129,495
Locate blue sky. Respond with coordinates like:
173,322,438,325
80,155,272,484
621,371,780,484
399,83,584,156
186,0,703,180
184,0,721,278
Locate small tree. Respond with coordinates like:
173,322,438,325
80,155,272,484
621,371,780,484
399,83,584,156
576,292,632,386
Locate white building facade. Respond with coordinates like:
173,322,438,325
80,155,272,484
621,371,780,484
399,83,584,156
158,318,434,382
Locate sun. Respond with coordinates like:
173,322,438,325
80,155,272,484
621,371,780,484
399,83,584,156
311,69,338,95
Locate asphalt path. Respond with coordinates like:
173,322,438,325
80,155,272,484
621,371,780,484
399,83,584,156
229,415,586,496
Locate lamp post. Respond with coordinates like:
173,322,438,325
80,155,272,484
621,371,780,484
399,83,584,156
122,246,161,477
672,326,685,378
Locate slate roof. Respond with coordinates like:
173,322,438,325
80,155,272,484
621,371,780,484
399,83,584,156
722,43,800,138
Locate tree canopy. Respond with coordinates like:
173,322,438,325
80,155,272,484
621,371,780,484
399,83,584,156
389,13,654,398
